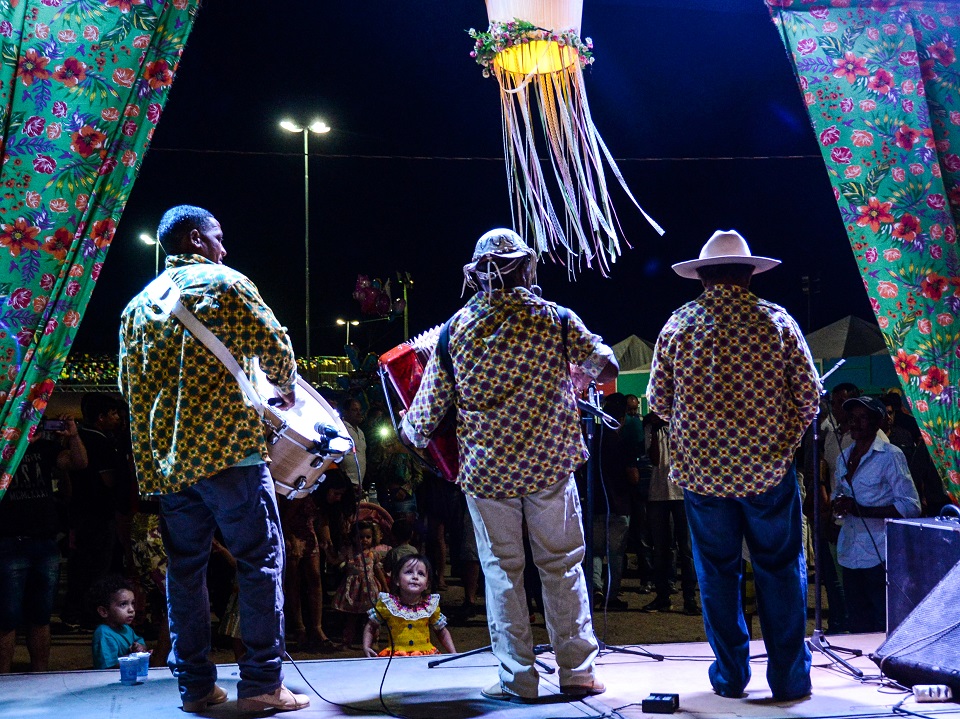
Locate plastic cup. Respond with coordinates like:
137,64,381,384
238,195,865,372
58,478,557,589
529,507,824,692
118,656,139,685
133,652,150,678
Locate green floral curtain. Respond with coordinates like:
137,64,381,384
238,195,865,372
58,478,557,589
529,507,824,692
0,0,198,499
768,0,959,502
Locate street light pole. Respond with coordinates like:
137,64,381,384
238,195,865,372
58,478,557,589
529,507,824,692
280,118,331,380
336,318,359,348
303,127,310,375
397,271,413,340
140,233,162,276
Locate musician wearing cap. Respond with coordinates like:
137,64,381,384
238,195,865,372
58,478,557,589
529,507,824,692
400,228,618,703
647,230,821,702
832,395,920,633
118,205,309,714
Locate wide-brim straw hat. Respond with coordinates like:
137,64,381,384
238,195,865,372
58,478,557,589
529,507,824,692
671,230,781,279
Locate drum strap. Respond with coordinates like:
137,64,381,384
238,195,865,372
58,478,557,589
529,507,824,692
435,306,569,379
144,272,265,417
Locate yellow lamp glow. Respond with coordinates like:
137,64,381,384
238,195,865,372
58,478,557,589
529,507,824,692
494,39,579,75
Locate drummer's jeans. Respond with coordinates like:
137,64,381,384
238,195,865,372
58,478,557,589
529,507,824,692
466,475,599,699
159,463,286,704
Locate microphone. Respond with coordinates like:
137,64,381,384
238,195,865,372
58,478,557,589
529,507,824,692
314,423,342,439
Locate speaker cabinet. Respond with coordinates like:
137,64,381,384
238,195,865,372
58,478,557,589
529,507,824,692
885,516,960,633
872,555,960,693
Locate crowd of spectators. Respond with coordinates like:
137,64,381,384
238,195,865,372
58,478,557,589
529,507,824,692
1,383,953,673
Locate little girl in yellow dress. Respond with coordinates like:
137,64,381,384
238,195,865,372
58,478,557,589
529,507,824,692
362,554,457,657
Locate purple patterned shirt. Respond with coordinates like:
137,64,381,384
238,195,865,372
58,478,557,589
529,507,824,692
646,284,821,497
401,287,612,499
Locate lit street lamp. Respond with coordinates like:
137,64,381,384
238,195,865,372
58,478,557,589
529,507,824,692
396,271,413,340
140,233,163,276
336,318,359,347
280,118,331,375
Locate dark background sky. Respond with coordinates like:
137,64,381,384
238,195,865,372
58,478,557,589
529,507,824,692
72,0,875,360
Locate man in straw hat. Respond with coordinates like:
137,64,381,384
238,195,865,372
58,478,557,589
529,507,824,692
647,230,821,701
401,228,618,703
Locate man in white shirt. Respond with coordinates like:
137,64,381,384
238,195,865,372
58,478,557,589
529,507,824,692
833,395,920,633
340,398,367,497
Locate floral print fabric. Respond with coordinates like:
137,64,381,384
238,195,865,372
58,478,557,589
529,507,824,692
769,0,960,500
0,0,197,499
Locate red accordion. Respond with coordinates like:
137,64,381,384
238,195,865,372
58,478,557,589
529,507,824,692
379,326,460,482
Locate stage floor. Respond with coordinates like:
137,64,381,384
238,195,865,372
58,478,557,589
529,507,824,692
1,634,957,719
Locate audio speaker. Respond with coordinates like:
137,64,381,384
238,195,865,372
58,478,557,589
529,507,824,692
871,556,960,694
886,517,960,632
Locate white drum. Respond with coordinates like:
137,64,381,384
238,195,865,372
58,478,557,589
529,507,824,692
252,366,353,500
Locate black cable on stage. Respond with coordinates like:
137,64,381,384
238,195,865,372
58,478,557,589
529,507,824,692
280,463,412,719
890,694,960,719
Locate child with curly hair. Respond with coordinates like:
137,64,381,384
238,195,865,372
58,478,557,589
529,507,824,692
88,575,149,669
362,554,456,657
332,520,389,648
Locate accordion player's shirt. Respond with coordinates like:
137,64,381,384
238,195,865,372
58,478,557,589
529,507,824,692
402,287,611,499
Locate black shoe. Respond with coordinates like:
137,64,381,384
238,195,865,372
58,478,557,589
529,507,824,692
683,600,701,616
451,601,483,624
597,595,629,611
51,621,79,635
641,598,671,613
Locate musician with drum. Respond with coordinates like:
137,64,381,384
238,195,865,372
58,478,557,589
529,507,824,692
400,228,618,704
118,205,309,714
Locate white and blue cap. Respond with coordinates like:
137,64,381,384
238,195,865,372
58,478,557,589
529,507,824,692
463,228,537,293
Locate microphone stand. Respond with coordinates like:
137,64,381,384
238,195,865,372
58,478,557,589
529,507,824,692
806,359,863,677
580,383,664,662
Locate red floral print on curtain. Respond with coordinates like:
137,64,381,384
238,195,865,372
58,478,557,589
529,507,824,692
0,0,199,498
768,0,959,501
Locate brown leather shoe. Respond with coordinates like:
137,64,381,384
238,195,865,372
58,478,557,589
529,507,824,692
182,684,228,713
561,678,606,697
237,685,310,713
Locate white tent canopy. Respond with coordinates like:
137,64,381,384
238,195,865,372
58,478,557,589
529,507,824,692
804,315,888,360
612,335,654,371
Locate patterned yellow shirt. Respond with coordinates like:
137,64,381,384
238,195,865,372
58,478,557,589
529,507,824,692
647,284,821,497
118,254,297,496
401,287,612,499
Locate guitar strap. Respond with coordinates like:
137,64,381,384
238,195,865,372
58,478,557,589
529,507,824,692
144,272,265,417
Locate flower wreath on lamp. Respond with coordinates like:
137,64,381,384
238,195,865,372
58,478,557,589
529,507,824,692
468,0,663,277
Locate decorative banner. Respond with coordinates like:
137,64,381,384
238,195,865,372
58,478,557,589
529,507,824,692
768,0,959,500
469,0,663,277
0,0,199,499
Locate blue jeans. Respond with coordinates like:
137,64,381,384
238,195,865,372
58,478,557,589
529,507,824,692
159,464,286,703
684,465,811,699
0,537,61,629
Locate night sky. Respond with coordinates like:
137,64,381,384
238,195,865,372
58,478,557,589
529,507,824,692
71,0,876,361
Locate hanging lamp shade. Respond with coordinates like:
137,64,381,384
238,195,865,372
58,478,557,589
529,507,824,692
487,0,582,75
469,0,664,276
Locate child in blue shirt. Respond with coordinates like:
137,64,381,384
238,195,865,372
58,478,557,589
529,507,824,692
88,575,148,669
